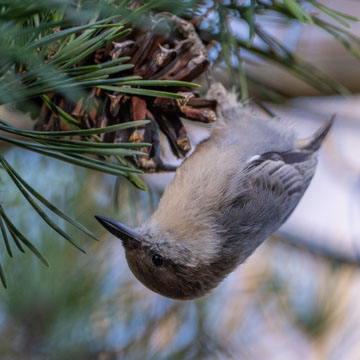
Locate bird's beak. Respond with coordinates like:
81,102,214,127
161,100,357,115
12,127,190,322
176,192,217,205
95,215,142,248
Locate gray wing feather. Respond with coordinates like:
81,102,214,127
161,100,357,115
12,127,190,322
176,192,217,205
244,150,317,220
246,150,316,198
215,149,318,263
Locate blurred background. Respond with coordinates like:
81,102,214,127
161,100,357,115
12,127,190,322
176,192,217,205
1,0,360,359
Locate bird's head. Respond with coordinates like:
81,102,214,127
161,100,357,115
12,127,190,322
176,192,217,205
95,216,229,300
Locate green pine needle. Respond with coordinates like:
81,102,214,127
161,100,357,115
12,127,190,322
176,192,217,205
98,85,185,99
0,263,7,289
0,215,13,258
0,156,89,251
0,204,49,267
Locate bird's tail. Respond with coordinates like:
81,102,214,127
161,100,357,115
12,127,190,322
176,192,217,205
295,115,335,151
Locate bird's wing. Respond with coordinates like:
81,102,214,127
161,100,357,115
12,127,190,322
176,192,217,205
245,150,317,200
217,149,318,246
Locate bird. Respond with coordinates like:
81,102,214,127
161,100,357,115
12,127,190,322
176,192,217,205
96,82,334,300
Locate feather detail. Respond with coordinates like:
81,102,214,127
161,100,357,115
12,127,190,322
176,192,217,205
295,115,335,151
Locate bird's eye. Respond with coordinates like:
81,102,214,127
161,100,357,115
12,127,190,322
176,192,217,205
152,254,163,267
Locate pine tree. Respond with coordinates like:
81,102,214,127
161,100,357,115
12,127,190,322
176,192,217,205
0,0,359,287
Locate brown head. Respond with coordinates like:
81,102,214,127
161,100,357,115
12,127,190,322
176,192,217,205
95,216,234,300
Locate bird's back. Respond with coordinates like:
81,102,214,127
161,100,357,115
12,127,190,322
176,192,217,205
207,83,296,159
150,83,332,268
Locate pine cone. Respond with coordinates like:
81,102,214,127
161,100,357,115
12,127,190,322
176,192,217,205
36,14,217,172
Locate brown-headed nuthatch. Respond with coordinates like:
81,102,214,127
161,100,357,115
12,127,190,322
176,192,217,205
96,83,334,300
